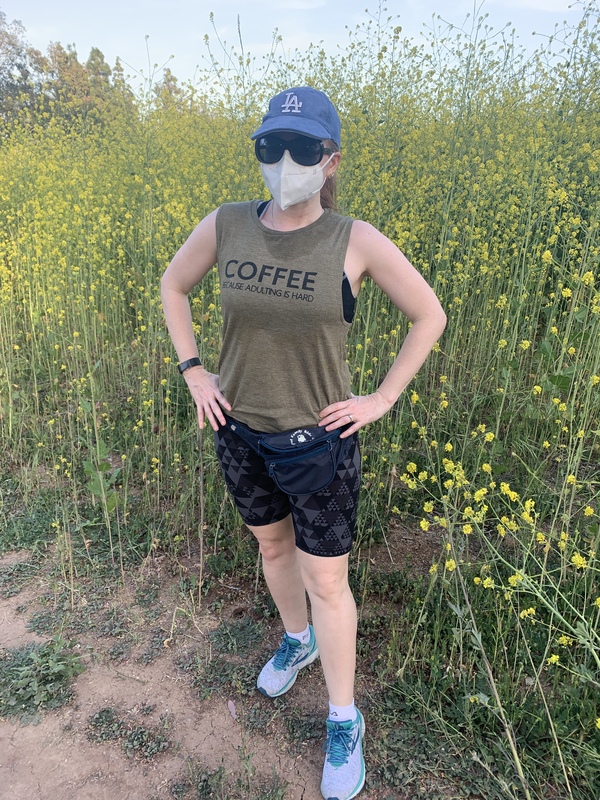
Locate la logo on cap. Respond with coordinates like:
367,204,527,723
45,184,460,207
281,92,303,113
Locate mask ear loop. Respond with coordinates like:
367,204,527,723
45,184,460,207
320,153,336,180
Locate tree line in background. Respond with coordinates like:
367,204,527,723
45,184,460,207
1,3,600,797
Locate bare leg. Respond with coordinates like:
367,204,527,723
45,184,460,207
296,550,356,707
248,515,308,634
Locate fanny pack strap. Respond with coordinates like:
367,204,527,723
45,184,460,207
224,417,263,452
224,416,340,455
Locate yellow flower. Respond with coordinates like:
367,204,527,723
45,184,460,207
500,482,519,502
444,443,453,452
462,524,473,535
410,391,419,404
483,577,495,589
532,385,542,394
498,339,508,349
519,607,536,619
596,718,600,730
571,552,588,569
406,462,417,474
445,559,457,572
547,654,560,665
419,519,430,532
508,572,524,587
558,635,573,646
484,432,494,443
519,340,531,350
482,463,492,474
566,474,576,485
423,501,434,513
583,506,594,516
429,564,438,575
473,576,482,585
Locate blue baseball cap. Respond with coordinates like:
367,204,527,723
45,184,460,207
251,87,341,148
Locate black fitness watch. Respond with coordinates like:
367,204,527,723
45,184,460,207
178,357,202,374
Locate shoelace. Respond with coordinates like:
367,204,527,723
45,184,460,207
323,722,354,767
273,636,301,669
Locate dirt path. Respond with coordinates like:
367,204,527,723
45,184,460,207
0,525,447,800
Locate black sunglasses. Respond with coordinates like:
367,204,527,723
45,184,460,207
255,134,334,167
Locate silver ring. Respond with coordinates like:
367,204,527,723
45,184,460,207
348,414,353,422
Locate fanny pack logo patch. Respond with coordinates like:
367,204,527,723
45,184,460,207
289,429,315,446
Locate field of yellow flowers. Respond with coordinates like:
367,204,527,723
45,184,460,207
0,5,599,798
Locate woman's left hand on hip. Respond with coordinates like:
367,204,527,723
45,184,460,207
318,391,392,437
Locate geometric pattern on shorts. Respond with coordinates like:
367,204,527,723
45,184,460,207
213,425,290,526
214,421,360,557
289,439,361,556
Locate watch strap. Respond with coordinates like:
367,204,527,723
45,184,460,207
178,357,202,374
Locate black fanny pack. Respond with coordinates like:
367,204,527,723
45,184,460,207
225,416,349,494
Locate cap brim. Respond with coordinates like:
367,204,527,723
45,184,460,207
251,117,331,141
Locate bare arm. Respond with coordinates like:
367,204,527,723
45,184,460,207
319,220,446,437
160,209,232,430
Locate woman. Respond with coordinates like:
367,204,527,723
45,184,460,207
161,86,446,800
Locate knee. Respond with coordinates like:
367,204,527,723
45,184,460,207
305,572,349,605
250,516,296,566
258,536,295,565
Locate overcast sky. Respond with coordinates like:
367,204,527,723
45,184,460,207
4,1,583,84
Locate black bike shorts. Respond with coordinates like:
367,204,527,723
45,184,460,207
214,420,361,557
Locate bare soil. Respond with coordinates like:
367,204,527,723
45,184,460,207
0,522,444,800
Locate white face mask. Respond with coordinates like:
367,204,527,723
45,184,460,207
260,151,334,211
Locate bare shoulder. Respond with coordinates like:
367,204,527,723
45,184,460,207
182,207,219,254
347,218,445,323
162,208,219,292
347,219,416,283
348,219,387,255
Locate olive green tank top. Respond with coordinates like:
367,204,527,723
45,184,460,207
215,201,354,432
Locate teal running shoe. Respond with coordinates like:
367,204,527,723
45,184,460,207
321,708,365,800
257,625,319,698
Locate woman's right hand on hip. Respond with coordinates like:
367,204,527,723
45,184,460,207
183,366,232,431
